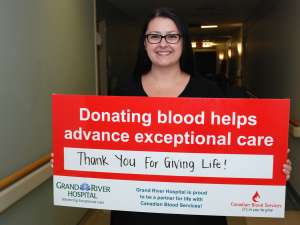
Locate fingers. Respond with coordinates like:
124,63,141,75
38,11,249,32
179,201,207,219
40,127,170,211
284,159,292,171
286,174,290,181
284,148,292,181
283,159,292,181
50,152,54,168
283,165,291,173
283,168,291,181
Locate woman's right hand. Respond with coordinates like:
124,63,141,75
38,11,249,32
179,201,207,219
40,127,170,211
51,152,54,168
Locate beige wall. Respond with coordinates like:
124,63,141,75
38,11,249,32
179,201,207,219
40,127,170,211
0,0,96,224
244,0,300,194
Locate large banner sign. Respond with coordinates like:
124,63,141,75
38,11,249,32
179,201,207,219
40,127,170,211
53,94,290,218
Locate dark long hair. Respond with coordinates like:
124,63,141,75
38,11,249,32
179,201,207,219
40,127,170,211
133,8,195,78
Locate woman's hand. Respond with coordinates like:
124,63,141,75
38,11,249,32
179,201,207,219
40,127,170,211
51,152,54,168
283,149,292,180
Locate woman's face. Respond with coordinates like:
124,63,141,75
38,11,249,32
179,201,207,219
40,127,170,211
144,17,183,68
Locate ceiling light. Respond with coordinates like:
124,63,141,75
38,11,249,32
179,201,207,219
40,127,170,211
228,49,232,58
237,42,243,55
202,41,216,48
191,42,197,48
201,25,218,29
218,52,224,61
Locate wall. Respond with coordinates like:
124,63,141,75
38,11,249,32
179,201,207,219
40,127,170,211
228,28,243,86
0,0,96,224
244,0,300,194
96,0,140,94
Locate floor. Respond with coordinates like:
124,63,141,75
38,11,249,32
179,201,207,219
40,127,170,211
79,210,300,225
79,184,300,225
78,210,110,225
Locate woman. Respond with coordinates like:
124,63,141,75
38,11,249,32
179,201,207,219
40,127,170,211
113,7,291,225
116,8,223,99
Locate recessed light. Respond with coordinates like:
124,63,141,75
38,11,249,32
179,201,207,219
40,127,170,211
201,25,218,29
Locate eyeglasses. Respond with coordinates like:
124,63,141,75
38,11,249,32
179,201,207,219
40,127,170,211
145,33,181,44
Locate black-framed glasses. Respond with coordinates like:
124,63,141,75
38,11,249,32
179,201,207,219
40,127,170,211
145,33,181,44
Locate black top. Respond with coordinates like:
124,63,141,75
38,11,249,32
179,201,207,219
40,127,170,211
114,74,224,98
111,75,232,225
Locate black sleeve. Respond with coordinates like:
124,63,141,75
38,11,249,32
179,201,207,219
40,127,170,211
111,78,140,96
208,79,225,98
224,86,249,98
112,82,128,96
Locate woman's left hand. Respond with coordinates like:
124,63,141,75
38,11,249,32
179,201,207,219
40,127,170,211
283,149,292,181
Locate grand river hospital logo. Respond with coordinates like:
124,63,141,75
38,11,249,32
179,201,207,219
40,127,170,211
56,181,111,200
252,191,260,202
80,183,91,191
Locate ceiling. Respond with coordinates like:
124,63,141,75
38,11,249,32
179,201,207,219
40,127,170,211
106,0,263,24
106,0,263,43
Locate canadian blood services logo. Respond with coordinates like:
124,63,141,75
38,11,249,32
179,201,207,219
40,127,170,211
252,191,260,202
230,190,283,214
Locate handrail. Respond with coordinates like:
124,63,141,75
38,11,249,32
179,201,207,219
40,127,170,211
0,153,51,190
